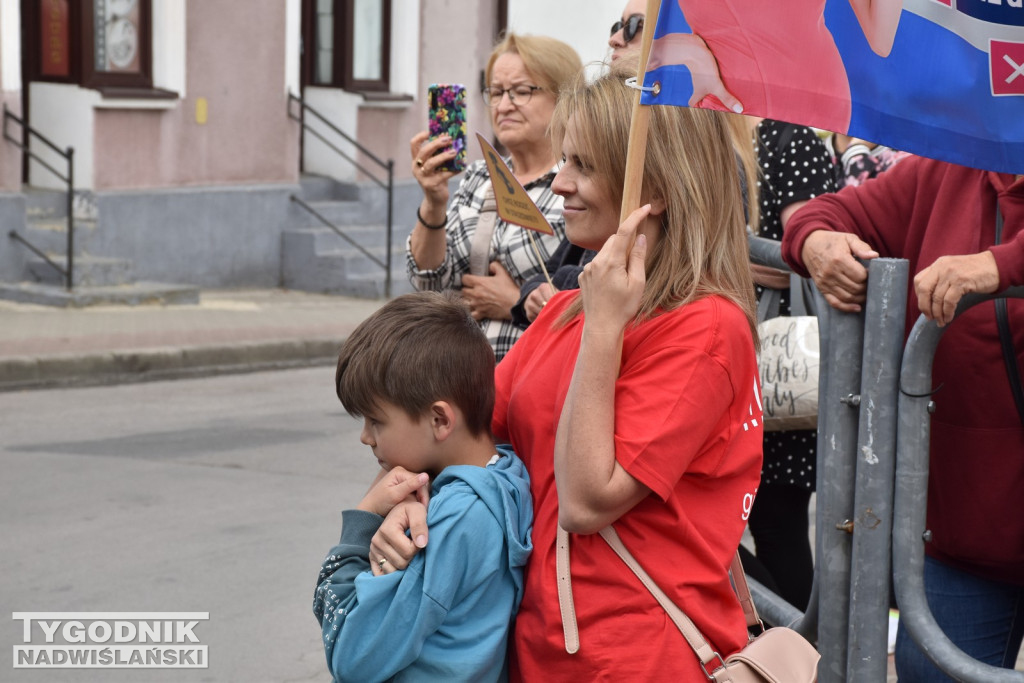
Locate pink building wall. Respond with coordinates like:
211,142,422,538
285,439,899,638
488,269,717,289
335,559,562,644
0,0,22,193
92,0,299,190
0,92,21,192
356,1,500,184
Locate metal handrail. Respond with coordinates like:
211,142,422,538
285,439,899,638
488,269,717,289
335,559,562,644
3,104,75,290
288,93,394,297
289,195,387,269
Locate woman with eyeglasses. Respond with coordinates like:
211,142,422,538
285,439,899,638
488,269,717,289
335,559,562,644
406,34,581,361
511,0,648,328
371,58,763,681
513,0,757,329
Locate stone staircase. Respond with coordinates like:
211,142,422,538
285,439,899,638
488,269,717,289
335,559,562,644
281,175,415,299
0,188,199,306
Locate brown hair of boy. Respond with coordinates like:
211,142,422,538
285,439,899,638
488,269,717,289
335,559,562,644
335,291,495,438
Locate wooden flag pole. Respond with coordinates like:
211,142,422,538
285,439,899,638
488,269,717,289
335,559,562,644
526,230,555,289
619,0,662,224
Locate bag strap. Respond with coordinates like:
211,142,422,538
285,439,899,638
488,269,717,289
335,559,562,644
597,526,723,671
993,204,1024,426
555,525,580,654
556,524,763,669
729,552,763,630
468,182,498,277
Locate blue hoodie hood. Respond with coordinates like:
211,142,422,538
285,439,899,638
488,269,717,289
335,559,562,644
430,444,533,608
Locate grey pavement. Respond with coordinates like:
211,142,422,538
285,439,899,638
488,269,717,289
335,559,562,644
0,289,386,391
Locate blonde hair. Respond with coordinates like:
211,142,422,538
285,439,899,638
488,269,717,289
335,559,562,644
485,33,583,98
551,60,759,342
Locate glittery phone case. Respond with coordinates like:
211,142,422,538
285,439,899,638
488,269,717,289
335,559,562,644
428,84,468,173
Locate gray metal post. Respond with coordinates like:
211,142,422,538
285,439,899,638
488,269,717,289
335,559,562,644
815,305,865,683
893,289,1024,683
846,259,908,681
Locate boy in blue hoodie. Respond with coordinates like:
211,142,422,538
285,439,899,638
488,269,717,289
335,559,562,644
313,291,533,683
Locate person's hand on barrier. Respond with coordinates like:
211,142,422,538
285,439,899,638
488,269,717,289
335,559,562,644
370,499,429,576
913,251,1000,327
750,263,792,290
524,283,557,322
461,261,519,321
801,230,878,312
646,34,743,113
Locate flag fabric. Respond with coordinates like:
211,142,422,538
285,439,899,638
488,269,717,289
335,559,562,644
643,0,1024,174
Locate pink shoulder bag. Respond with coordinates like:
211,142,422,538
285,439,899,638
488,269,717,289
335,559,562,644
556,525,820,682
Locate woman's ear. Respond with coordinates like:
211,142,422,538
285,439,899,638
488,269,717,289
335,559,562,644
647,195,667,217
429,401,457,441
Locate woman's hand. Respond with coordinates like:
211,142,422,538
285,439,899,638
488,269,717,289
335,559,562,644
370,499,429,576
647,34,743,113
577,205,651,334
461,261,519,321
554,206,654,534
524,283,557,322
410,131,459,209
356,467,429,518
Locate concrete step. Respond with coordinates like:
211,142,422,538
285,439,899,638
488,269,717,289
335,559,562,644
0,281,200,307
290,197,390,228
282,225,397,252
26,254,133,287
299,174,361,202
281,234,407,300
15,217,101,254
23,187,68,220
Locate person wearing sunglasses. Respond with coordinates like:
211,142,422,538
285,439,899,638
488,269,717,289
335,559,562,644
608,0,646,61
407,34,582,361
511,1,650,328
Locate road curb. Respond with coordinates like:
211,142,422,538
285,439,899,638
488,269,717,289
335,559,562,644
0,337,345,391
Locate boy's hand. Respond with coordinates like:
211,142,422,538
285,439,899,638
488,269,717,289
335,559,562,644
371,500,429,576
356,467,429,518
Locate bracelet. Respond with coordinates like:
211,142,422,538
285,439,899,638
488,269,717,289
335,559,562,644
416,207,447,231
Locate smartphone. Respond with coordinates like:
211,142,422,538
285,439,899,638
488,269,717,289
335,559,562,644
427,84,467,173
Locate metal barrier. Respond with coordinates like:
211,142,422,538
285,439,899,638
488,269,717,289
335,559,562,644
746,236,1024,681
3,104,75,290
287,93,395,298
893,288,1024,683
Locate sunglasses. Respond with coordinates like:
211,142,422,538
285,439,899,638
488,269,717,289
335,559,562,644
610,14,644,44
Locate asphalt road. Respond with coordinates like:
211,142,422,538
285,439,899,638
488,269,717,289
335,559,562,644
0,366,379,682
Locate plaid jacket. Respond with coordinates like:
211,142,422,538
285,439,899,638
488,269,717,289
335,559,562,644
406,158,566,360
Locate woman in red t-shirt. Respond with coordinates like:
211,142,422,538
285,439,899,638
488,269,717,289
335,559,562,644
372,61,765,680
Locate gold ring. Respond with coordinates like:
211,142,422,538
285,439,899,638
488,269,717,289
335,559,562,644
415,159,424,168
378,557,388,568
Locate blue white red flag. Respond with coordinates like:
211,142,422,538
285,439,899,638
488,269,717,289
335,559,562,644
643,0,1024,174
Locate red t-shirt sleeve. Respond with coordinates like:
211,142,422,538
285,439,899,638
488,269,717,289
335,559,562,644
614,345,732,501
611,301,747,501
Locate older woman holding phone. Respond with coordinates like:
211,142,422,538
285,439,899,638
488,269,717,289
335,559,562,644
407,33,581,360
375,59,764,680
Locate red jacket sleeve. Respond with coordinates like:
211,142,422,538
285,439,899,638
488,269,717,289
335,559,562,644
782,155,925,275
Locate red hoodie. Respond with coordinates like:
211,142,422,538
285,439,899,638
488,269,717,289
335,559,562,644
783,156,1024,584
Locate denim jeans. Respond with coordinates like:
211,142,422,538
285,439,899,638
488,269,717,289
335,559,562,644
894,555,1024,681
